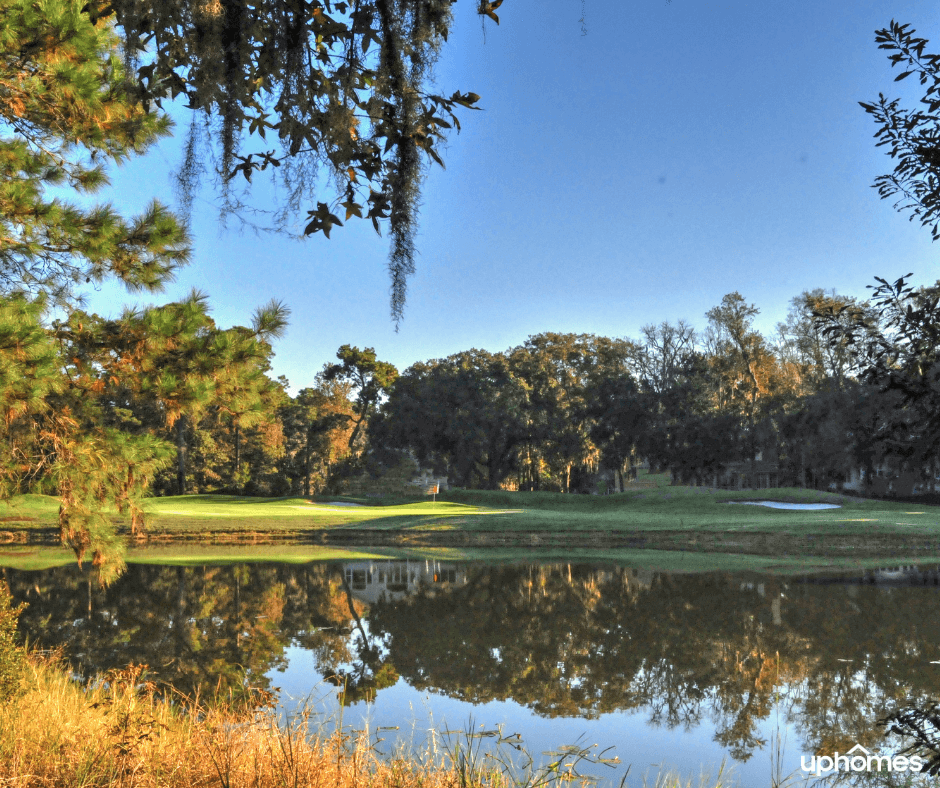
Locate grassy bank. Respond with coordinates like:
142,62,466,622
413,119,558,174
3,484,938,537
0,653,735,788
3,478,940,565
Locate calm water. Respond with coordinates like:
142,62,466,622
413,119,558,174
5,558,940,786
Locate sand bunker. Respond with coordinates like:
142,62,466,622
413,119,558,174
727,501,841,510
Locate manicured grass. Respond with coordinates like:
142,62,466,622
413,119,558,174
138,494,516,534
127,484,940,539
4,481,940,571
0,494,60,527
3,485,940,538
438,485,940,536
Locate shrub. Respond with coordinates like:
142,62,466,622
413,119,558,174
0,583,26,702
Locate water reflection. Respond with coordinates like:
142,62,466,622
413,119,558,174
5,560,940,784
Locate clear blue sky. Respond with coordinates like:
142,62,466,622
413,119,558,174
86,0,940,392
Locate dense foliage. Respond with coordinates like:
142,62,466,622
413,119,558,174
0,0,290,579
364,305,938,494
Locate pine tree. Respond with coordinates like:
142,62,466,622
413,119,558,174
0,0,189,579
0,0,190,303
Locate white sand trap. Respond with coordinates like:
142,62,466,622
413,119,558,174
727,501,841,510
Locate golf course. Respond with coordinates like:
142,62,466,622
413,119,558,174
3,471,940,571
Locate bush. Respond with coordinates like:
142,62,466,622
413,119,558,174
0,583,26,702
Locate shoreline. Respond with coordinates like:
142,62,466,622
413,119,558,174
4,525,940,561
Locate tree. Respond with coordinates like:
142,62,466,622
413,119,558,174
89,0,498,323
586,372,646,492
631,321,697,394
117,295,289,495
775,290,873,394
0,0,193,578
279,375,357,496
636,351,744,484
704,293,775,415
0,1,297,577
816,275,940,484
207,303,290,493
375,349,528,489
0,0,189,305
852,18,940,489
0,296,62,495
703,294,784,477
509,334,636,493
323,345,398,453
860,20,940,240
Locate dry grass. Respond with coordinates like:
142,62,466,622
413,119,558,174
0,653,751,788
0,656,675,788
0,656,519,788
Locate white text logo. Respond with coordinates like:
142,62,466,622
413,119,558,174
801,744,923,775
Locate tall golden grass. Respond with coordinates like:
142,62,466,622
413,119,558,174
0,656,498,788
0,654,742,788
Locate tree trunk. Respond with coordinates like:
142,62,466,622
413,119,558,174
176,416,187,496
347,412,366,452
303,428,311,497
233,423,241,493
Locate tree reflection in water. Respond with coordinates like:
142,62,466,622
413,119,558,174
4,560,940,776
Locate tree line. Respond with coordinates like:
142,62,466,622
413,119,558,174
14,283,931,506
367,284,940,495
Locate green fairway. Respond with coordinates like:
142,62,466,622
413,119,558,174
3,484,940,565
0,494,61,527
437,485,940,535
138,494,525,533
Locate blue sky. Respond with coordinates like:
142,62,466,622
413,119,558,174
85,0,940,391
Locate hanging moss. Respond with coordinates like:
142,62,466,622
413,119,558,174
100,0,485,324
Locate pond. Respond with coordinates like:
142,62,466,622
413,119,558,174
5,556,940,786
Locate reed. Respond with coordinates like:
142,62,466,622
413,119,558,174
0,655,745,788
0,656,503,788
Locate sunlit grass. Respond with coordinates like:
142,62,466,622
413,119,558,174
439,485,940,535
1,655,508,788
0,494,60,527
3,478,940,551
0,653,746,788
